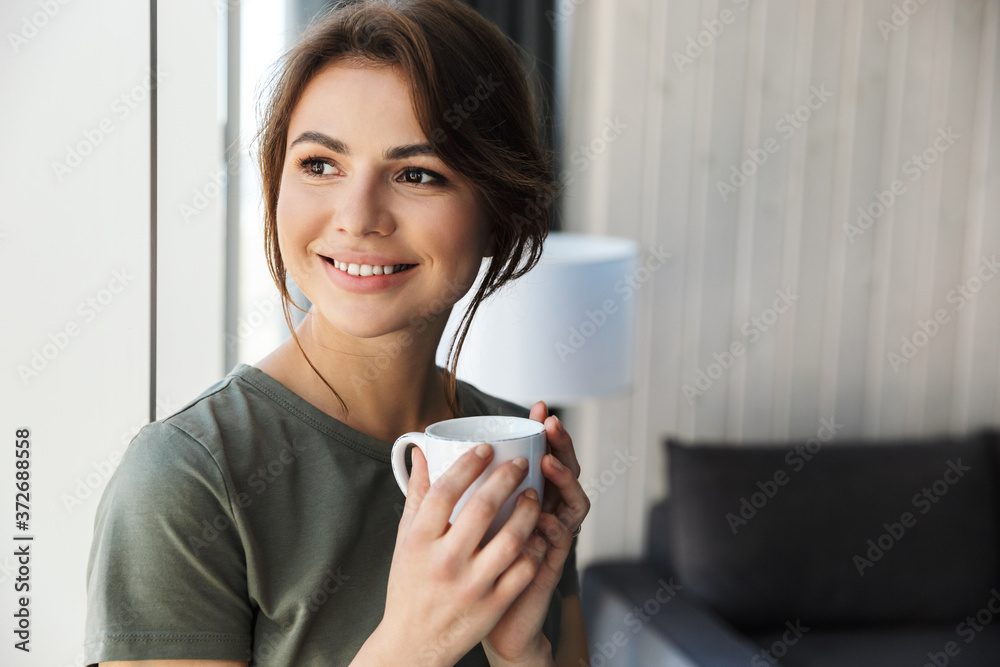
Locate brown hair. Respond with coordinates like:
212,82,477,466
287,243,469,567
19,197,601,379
254,0,556,418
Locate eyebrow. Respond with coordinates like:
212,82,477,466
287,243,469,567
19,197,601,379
288,131,436,161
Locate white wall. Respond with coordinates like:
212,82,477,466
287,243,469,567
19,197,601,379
157,1,228,412
0,1,225,663
560,0,1000,564
234,0,294,367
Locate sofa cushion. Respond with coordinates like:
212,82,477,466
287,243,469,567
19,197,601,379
745,620,1000,667
581,561,766,666
665,429,1000,629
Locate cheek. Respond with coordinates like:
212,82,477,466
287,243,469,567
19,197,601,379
275,185,319,280
275,196,296,261
276,180,324,246
276,176,304,231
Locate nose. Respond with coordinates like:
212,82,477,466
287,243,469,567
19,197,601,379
332,170,395,237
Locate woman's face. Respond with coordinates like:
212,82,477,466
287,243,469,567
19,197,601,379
276,61,491,341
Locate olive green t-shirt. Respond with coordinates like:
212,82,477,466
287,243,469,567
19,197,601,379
83,363,579,666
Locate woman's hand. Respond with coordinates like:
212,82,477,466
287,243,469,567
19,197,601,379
482,401,592,666
376,442,548,667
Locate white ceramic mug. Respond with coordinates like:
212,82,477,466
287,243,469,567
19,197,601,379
391,415,546,546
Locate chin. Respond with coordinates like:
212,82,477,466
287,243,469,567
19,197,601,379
315,306,409,340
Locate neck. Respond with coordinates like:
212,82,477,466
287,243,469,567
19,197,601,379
269,307,458,442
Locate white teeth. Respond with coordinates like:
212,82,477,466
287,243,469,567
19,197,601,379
331,258,411,276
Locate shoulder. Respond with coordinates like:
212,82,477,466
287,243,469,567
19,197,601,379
146,365,292,466
105,370,265,505
100,419,232,518
455,376,531,419
158,369,256,449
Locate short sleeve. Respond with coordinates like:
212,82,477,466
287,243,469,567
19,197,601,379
557,534,581,597
83,421,253,665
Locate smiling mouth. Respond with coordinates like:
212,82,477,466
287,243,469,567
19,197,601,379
322,256,417,276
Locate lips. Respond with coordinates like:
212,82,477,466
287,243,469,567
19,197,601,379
321,256,417,277
319,254,419,294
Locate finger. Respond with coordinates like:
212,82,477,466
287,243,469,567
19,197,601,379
413,442,495,540
490,523,550,605
544,415,580,478
447,456,533,555
529,400,548,424
541,416,579,515
540,453,591,526
531,512,576,587
396,446,432,543
471,481,542,572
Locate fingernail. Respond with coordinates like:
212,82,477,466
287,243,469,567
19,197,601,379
525,487,538,500
475,443,492,458
549,455,565,471
555,416,565,433
512,456,529,470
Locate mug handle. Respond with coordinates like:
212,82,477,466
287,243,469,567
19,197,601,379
390,432,425,496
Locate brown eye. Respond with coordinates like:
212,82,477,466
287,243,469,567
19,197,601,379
298,157,334,177
397,167,445,186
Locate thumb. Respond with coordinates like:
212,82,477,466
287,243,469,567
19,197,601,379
529,400,548,424
397,445,431,539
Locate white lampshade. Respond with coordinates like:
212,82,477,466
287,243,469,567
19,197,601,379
436,232,641,406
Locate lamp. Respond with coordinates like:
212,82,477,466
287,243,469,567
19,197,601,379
436,232,641,407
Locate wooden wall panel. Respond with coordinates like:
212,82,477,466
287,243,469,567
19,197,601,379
563,0,1000,563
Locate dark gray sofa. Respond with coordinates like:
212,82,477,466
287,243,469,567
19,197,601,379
580,427,1000,666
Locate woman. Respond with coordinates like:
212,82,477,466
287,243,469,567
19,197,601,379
84,1,591,665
